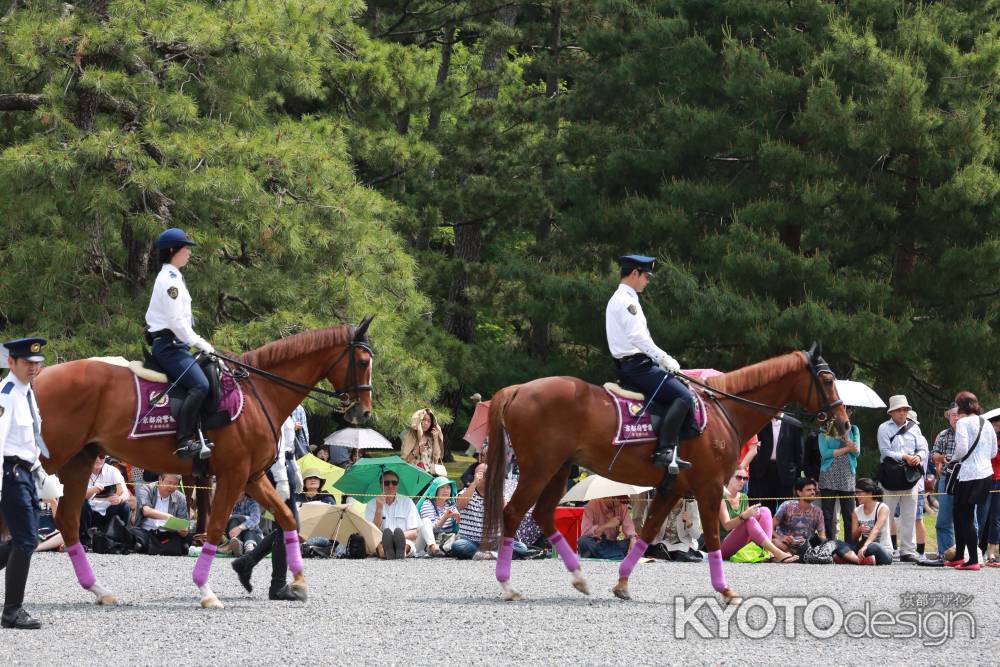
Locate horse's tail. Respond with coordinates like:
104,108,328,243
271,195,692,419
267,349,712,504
482,384,519,550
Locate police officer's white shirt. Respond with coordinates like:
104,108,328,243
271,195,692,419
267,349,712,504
0,374,41,466
269,416,296,484
145,263,211,352
605,283,670,366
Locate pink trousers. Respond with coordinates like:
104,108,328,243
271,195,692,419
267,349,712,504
720,506,773,559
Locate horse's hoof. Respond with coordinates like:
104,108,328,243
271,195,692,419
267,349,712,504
502,589,525,601
721,588,742,606
200,595,224,609
612,585,631,601
95,594,117,606
571,575,590,596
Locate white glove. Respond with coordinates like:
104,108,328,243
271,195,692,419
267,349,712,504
276,479,291,501
40,474,64,500
659,354,681,374
198,341,215,355
291,466,304,494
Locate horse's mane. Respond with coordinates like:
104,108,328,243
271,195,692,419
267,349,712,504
706,352,806,395
240,325,355,368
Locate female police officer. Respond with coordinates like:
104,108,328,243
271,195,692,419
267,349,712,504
145,228,216,460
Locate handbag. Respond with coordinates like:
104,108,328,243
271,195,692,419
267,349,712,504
878,422,924,491
945,418,985,496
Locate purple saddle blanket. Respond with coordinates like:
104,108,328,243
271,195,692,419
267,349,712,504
606,387,708,446
130,372,244,439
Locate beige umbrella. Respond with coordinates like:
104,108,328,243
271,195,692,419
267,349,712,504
559,474,653,504
298,501,382,555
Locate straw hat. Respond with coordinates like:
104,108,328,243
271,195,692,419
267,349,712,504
886,395,911,413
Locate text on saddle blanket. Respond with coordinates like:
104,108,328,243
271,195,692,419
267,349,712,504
603,382,708,446
88,356,244,439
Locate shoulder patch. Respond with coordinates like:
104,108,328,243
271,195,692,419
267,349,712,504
167,286,179,300
627,304,637,315
0,383,13,395
169,271,177,278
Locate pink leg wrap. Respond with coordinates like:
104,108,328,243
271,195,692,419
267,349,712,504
284,530,303,576
618,539,648,579
708,550,727,592
192,543,217,588
496,537,514,582
67,543,96,590
549,531,580,572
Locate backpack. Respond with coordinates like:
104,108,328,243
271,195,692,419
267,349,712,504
346,533,367,559
802,540,837,564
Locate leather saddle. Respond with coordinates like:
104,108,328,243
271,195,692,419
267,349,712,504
605,380,703,440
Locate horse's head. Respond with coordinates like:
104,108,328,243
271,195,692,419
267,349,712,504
800,342,851,436
333,315,375,425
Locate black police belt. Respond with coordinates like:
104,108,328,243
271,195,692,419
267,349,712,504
148,329,176,340
614,353,649,367
2,456,32,470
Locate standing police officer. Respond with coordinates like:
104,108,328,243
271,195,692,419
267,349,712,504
145,228,216,460
0,337,61,629
606,255,694,474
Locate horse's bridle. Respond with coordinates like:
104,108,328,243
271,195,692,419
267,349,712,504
678,346,844,437
211,334,374,415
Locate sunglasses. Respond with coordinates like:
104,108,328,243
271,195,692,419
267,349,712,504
735,475,749,481
382,479,399,487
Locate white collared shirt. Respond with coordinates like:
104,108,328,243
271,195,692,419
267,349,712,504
0,374,41,464
605,283,668,364
144,263,210,351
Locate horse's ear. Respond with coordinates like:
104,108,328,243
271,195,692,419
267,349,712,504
355,315,374,341
807,341,819,361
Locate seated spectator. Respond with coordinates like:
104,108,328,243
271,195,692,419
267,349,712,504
81,454,131,544
772,478,826,557
35,497,64,553
345,448,361,470
365,470,440,559
401,408,444,472
136,473,191,556
830,477,891,565
577,496,636,560
417,476,460,553
460,448,489,489
312,446,331,463
452,463,530,560
652,497,703,562
222,495,263,556
296,469,336,506
719,469,797,563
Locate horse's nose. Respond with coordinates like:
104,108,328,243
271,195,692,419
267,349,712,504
360,409,372,424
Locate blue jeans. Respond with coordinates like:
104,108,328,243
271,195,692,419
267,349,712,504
451,537,529,560
975,479,1000,545
577,536,629,560
935,475,955,552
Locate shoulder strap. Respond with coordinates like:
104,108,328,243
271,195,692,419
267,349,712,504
889,421,913,444
957,418,986,464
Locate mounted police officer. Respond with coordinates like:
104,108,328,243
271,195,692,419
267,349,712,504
145,228,216,460
606,255,694,474
0,337,62,629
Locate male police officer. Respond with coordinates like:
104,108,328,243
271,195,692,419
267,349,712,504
0,337,61,629
606,256,694,474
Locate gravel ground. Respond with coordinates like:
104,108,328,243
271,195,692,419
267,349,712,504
1,552,996,665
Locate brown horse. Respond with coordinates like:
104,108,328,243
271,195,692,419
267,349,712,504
482,346,849,603
33,319,374,608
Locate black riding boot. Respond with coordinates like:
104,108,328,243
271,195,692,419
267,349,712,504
2,550,40,630
651,400,693,474
231,530,273,593
267,530,305,601
0,541,11,571
174,388,207,459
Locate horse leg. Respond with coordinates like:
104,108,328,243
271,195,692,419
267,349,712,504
494,466,563,601
194,471,245,609
527,466,590,597
695,488,740,605
54,449,116,605
613,488,680,601
245,476,306,599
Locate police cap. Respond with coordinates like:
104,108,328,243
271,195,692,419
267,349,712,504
156,228,198,251
619,254,656,276
3,337,47,362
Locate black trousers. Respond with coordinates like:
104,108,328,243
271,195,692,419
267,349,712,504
953,500,979,564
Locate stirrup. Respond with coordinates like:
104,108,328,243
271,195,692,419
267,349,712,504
196,429,215,460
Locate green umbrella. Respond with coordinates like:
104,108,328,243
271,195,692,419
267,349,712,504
332,455,433,501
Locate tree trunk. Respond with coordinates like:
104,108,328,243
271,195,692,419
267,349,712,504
427,20,456,133
528,3,560,361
